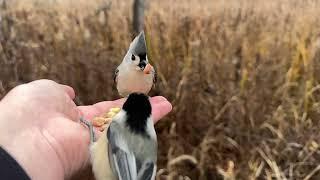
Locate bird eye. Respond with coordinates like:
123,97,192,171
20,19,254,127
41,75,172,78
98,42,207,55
131,55,136,61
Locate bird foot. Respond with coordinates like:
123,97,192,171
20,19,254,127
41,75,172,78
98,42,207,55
79,117,96,144
92,107,121,132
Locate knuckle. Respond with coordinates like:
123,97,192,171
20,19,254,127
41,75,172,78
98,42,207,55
31,79,57,86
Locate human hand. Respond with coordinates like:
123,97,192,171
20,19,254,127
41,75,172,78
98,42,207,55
78,95,172,134
0,79,172,180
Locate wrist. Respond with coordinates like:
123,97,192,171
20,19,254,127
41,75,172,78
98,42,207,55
0,106,65,180
1,129,65,180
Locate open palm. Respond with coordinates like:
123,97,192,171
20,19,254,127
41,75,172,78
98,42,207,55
0,80,172,180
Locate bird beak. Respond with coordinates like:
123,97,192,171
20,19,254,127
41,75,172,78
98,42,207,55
143,64,153,74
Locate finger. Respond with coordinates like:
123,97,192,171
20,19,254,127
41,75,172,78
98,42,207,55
77,106,100,120
152,100,172,124
93,98,126,112
58,86,78,121
56,119,93,173
92,96,168,111
150,96,169,104
28,79,75,100
27,79,79,120
78,96,172,122
77,98,125,120
64,105,81,122
93,96,168,113
60,85,76,100
27,79,57,86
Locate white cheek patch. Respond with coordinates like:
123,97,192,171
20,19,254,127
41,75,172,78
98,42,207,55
132,55,140,65
133,60,139,66
135,66,141,71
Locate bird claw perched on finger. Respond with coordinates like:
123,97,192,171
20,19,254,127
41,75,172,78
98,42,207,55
79,117,96,144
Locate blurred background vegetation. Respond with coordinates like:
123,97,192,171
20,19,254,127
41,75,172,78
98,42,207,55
1,0,320,179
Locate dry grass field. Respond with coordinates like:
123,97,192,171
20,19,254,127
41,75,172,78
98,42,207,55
1,0,320,179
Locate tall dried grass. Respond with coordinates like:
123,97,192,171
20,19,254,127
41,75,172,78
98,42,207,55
1,0,320,179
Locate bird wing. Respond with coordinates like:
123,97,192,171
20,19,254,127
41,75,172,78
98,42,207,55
107,122,138,180
137,161,156,180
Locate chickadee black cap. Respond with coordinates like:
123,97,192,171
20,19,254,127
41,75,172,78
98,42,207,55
122,93,152,134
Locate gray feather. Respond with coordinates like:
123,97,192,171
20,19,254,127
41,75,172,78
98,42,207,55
113,150,134,180
107,118,157,180
137,161,155,180
130,31,147,55
107,122,137,180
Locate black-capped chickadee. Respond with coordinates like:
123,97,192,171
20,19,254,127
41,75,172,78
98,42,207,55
81,93,157,180
114,31,157,97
